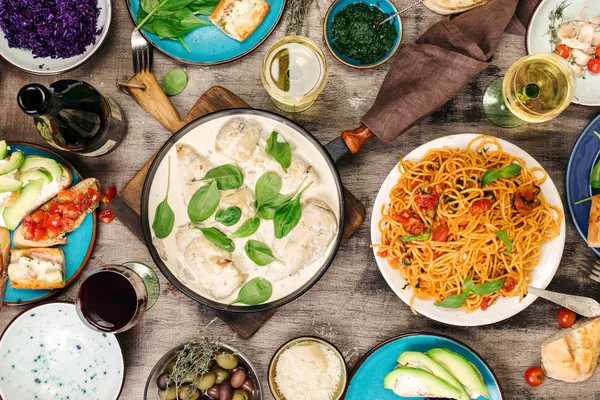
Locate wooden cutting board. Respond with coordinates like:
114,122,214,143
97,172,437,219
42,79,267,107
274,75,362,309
109,75,365,338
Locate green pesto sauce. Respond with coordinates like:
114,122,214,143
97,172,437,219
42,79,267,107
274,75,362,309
330,3,397,65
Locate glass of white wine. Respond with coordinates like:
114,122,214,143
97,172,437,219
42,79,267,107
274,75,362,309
482,53,576,128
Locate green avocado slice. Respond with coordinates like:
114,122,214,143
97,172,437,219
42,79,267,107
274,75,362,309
384,366,462,398
427,348,489,399
3,179,44,230
19,156,63,180
397,351,470,400
19,168,52,185
0,151,24,175
0,141,8,159
0,176,23,193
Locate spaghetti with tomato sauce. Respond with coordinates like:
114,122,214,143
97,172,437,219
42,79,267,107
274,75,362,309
374,136,562,313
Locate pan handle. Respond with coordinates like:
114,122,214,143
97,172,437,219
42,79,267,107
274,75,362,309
341,124,375,153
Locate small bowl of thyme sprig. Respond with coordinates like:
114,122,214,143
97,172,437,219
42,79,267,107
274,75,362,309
144,336,263,400
323,0,403,69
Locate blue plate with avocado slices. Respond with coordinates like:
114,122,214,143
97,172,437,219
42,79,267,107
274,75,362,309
2,143,96,306
346,333,503,400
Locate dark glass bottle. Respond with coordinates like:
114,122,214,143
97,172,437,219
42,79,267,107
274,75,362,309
17,80,126,156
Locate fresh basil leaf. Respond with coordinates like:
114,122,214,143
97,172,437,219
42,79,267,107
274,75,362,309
201,164,244,190
435,293,469,308
231,218,260,238
188,180,220,223
245,240,279,266
215,206,242,226
273,182,313,239
152,156,175,239
255,172,281,209
462,276,475,293
162,69,187,96
399,231,431,242
471,279,506,296
230,278,273,305
481,169,501,186
494,229,513,254
266,131,292,173
195,227,234,252
499,164,522,178
257,193,291,220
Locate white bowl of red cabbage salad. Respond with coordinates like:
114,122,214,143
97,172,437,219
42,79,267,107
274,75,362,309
0,0,111,75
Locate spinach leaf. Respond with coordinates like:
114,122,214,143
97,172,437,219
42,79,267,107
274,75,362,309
255,172,281,209
399,231,431,242
435,293,469,308
162,69,187,96
136,8,157,34
188,180,220,223
273,181,312,239
245,240,279,266
230,278,273,306
151,8,210,38
494,229,513,254
266,131,292,173
201,164,244,190
135,0,197,31
152,156,175,239
257,193,291,220
215,206,242,226
471,279,506,296
231,218,260,238
141,0,160,13
186,3,216,14
195,227,234,252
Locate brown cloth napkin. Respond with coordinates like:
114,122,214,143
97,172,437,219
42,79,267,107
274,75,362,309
361,0,532,143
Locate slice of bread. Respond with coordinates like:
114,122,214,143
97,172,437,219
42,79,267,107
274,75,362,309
8,248,65,289
209,0,270,42
12,178,100,249
588,195,600,247
0,227,10,310
541,316,600,382
25,165,73,215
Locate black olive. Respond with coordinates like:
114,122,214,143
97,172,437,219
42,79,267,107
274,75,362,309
157,373,169,390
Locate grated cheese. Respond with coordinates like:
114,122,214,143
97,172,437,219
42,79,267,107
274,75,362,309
275,341,342,400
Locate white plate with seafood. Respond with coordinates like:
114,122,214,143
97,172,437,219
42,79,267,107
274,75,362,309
527,0,600,107
371,134,566,326
142,109,344,311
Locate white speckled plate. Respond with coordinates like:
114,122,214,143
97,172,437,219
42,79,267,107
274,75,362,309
0,302,124,399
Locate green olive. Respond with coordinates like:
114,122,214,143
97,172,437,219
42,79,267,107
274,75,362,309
196,372,217,390
212,366,231,384
232,389,250,400
216,351,239,370
165,360,177,374
182,371,198,383
178,384,200,400
158,386,177,400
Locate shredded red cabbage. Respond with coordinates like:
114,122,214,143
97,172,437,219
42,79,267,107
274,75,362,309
0,0,103,59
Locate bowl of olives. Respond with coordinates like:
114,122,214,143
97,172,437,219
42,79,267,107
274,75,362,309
144,338,262,400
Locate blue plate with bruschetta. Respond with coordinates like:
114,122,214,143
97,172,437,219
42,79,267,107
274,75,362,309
126,0,286,65
1,143,96,306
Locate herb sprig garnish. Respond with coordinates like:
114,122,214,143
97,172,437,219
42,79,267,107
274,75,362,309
167,335,221,393
284,0,316,35
547,1,569,48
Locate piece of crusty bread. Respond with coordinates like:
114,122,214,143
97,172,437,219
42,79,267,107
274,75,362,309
0,228,10,310
209,0,270,42
541,317,600,382
25,165,73,215
12,178,100,249
8,248,65,289
587,195,600,247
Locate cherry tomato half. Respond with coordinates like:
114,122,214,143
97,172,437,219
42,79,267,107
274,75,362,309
558,308,576,328
98,209,115,224
101,187,117,204
524,367,545,387
555,44,570,59
588,58,600,75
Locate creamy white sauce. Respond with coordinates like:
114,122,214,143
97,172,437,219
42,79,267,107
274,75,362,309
148,115,341,305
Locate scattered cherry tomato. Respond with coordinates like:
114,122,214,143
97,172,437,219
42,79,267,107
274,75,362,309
480,296,491,311
502,276,517,292
431,224,450,242
471,198,493,214
98,209,115,224
555,44,570,59
558,308,576,328
588,58,600,75
524,367,545,386
378,250,388,258
101,187,117,204
47,213,62,228
57,189,76,202
87,187,102,201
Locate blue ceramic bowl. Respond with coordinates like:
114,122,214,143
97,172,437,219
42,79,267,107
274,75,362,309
323,0,402,69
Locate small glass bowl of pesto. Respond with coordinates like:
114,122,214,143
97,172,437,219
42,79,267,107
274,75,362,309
323,0,403,69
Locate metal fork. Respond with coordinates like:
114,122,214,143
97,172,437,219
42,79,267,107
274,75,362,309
581,251,600,284
528,286,600,318
131,30,153,74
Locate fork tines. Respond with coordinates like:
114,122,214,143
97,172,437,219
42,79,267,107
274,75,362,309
131,31,153,74
582,252,600,283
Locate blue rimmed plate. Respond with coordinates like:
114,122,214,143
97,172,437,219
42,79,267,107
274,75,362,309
126,0,285,65
2,143,96,306
346,333,504,400
566,114,600,256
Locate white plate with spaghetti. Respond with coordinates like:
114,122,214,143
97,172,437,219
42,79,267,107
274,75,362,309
370,134,566,326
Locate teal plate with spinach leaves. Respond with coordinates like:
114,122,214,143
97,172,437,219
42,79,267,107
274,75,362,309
127,0,286,65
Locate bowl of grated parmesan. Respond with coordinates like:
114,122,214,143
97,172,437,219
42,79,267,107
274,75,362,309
268,336,347,400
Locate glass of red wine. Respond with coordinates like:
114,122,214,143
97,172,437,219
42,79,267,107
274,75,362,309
75,262,160,333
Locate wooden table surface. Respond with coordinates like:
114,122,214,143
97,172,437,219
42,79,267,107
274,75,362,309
1,1,599,399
